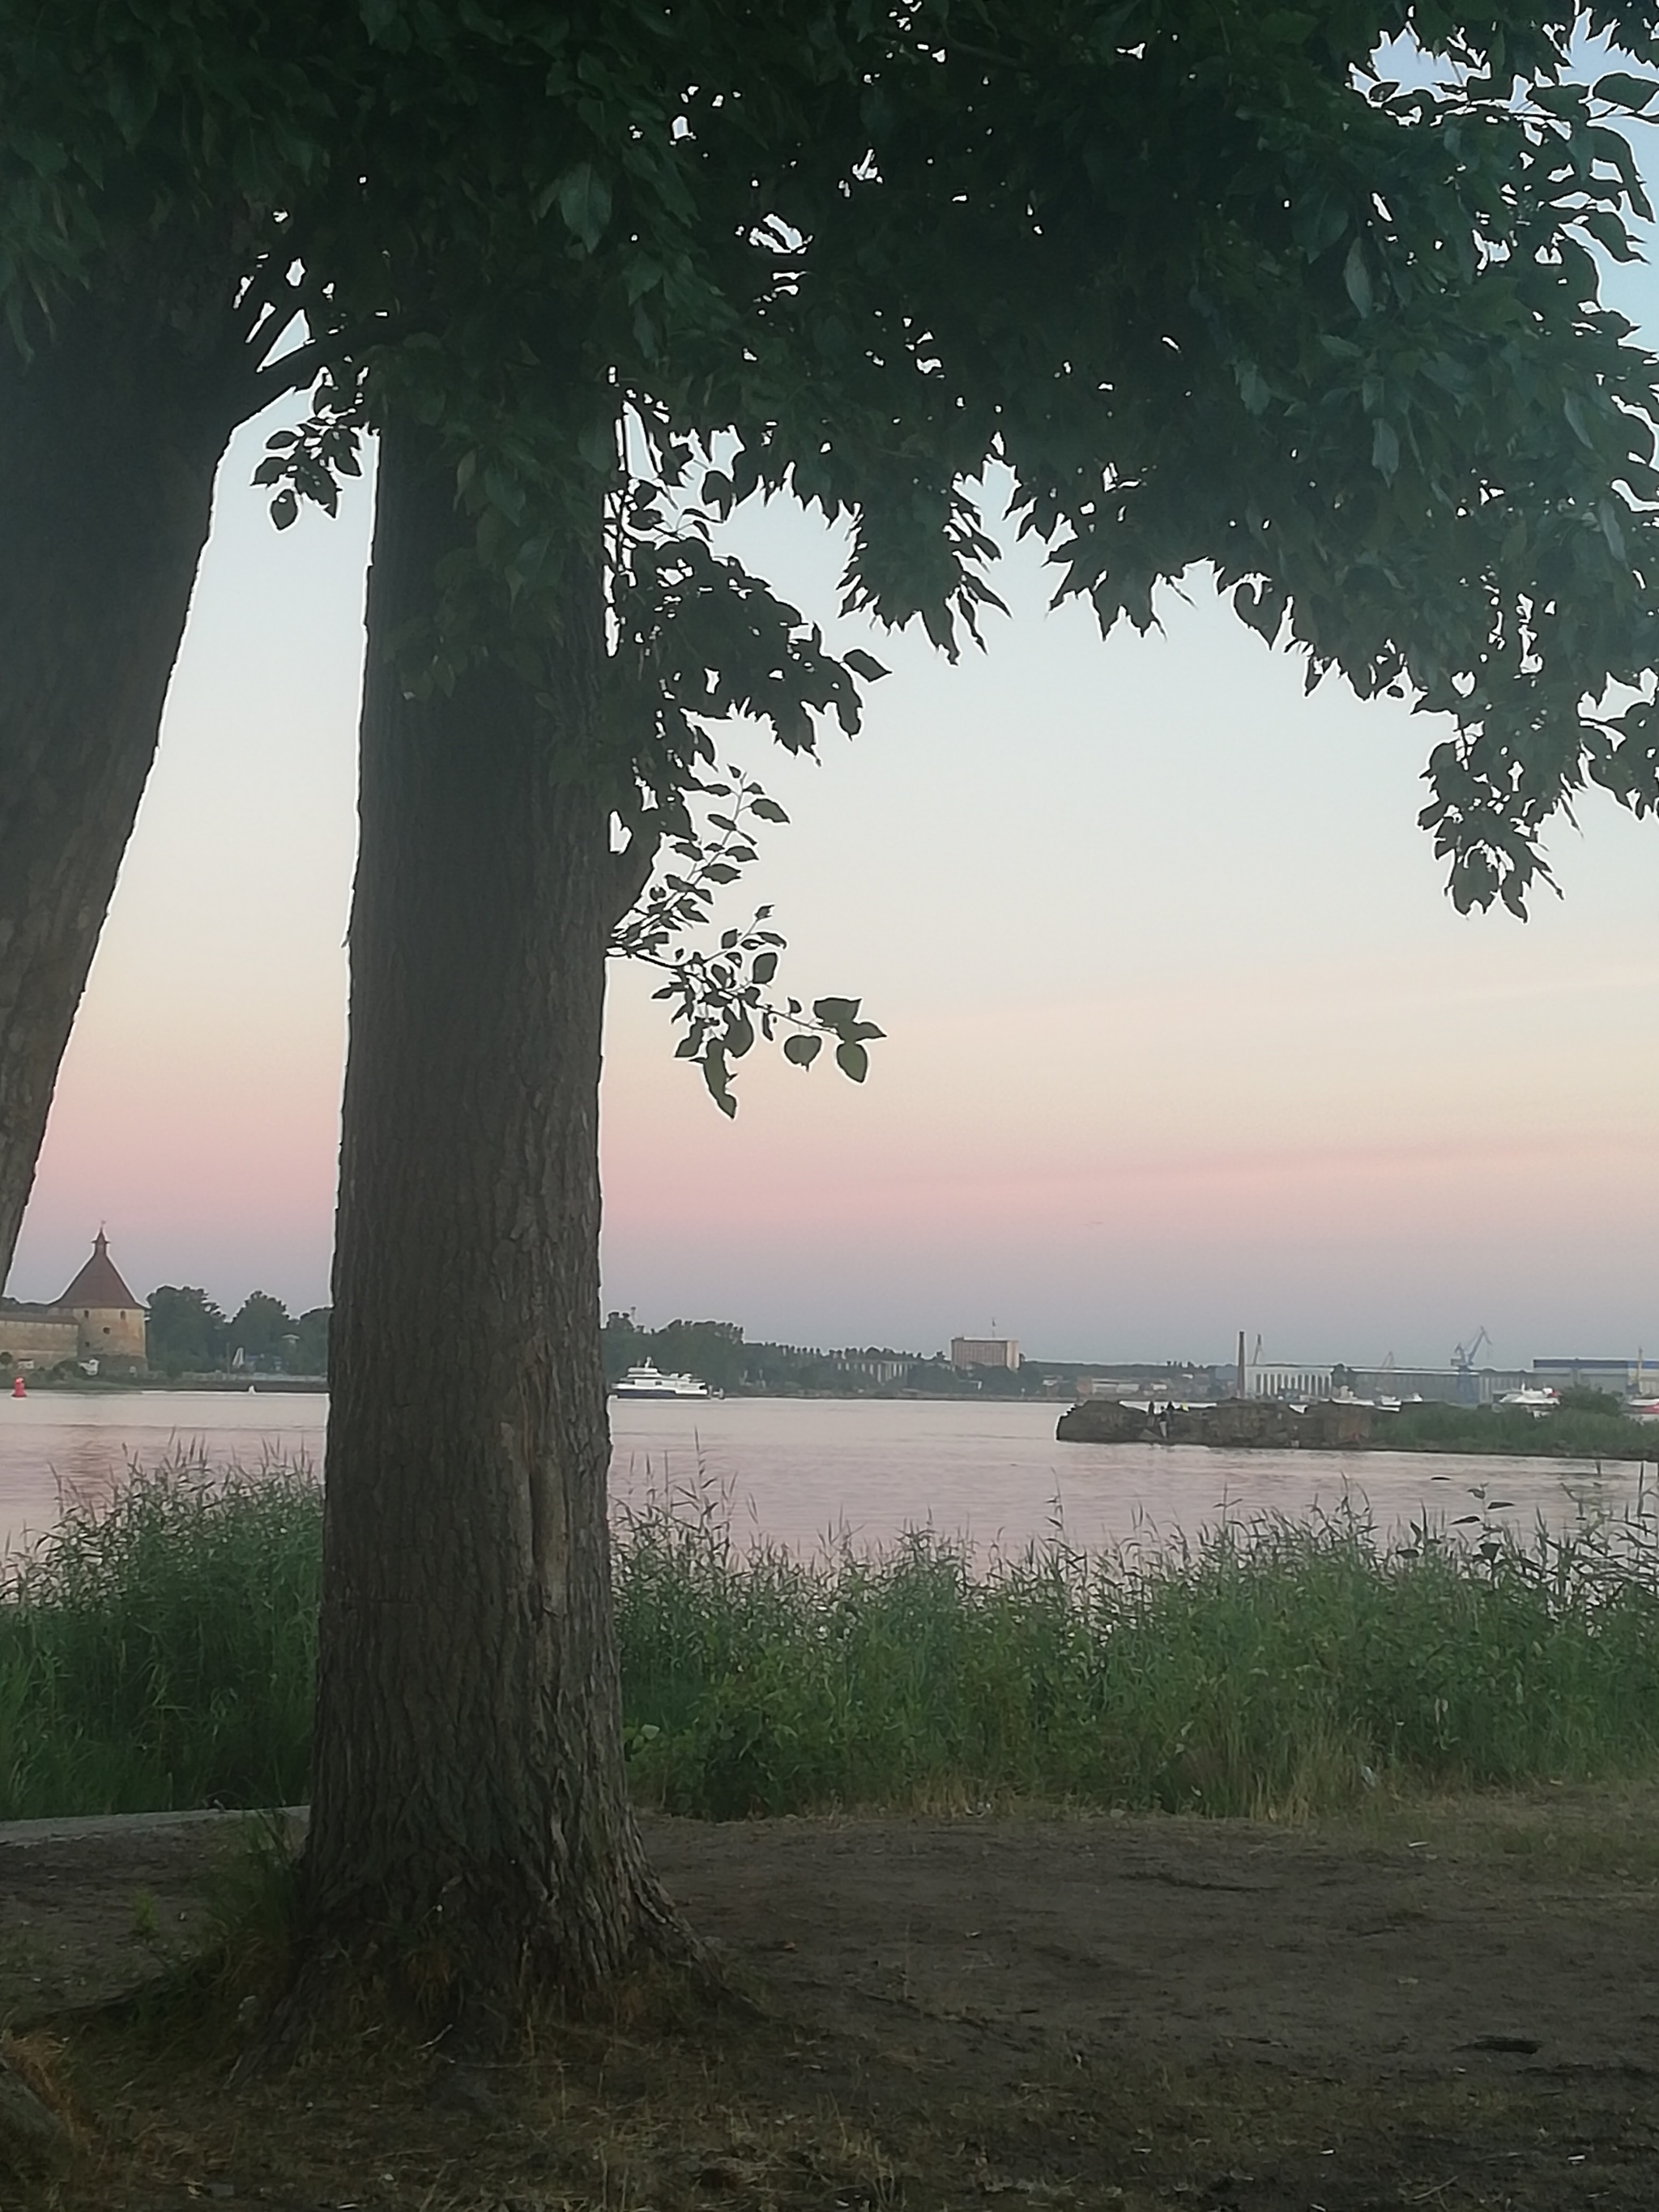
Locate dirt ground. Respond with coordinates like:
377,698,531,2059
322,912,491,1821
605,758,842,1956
2,1788,1658,2210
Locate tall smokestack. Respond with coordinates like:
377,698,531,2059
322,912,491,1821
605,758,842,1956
1237,1329,1247,1400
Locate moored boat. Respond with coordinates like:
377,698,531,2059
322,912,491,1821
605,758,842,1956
612,1362,714,1400
1496,1387,1559,1416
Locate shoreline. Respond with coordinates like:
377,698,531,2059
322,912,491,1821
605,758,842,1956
9,1380,1658,1465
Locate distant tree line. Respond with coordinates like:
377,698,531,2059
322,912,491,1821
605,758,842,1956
603,1311,963,1396
599,1315,1218,1400
601,1315,748,1393
146,1287,329,1378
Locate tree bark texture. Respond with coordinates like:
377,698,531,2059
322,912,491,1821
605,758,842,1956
303,424,680,2032
0,245,248,1284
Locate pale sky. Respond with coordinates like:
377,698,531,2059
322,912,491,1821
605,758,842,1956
10,177,1659,1371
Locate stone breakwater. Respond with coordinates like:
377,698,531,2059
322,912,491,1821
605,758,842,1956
1056,1397,1375,1449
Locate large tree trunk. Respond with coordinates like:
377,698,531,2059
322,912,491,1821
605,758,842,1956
300,424,681,2039
0,256,246,1283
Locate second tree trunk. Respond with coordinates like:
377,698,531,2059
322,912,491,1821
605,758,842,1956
0,241,249,1282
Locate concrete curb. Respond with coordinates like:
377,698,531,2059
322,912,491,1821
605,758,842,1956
0,1806,307,1846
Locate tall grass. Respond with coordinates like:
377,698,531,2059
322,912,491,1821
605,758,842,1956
0,1455,321,1819
615,1478,1659,1818
5,1460,1659,1822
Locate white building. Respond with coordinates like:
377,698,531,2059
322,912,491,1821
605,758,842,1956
1247,1361,1333,1401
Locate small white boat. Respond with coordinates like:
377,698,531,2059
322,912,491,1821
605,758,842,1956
612,1362,713,1400
1497,1387,1559,1416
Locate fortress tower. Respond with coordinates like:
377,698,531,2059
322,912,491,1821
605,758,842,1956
56,1230,147,1366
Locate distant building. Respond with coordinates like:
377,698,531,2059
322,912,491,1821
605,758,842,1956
1246,1361,1335,1402
1533,1357,1651,1396
951,1336,1020,1371
1349,1366,1529,1406
0,1230,147,1373
59,1231,147,1363
833,1349,914,1387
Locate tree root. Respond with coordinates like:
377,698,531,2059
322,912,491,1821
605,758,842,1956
0,2041,73,2174
232,1851,744,2082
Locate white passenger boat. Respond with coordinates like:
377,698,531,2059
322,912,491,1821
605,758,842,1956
612,1362,714,1400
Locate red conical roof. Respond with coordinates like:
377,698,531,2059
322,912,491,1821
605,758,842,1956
57,1230,142,1311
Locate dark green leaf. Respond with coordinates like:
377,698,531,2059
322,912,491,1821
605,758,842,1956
701,1049,736,1117
1342,238,1373,318
557,162,612,252
1594,73,1658,113
1235,360,1270,416
843,648,889,681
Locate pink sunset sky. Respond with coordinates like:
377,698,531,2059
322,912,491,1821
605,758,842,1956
11,183,1659,1370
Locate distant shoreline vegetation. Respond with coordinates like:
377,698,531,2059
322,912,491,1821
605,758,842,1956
1057,1387,1659,1462
1384,1392,1658,1460
143,1286,330,1380
5,1456,1659,1824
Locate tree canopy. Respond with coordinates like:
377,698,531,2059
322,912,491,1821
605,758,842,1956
144,1285,228,1375
234,0,1659,922
17,2,1659,903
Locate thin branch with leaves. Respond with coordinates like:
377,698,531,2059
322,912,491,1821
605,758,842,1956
608,765,882,1116
254,385,889,1113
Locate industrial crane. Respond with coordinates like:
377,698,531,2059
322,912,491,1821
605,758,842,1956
1451,1327,1492,1405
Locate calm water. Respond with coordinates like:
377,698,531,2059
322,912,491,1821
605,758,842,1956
1,1389,1652,1560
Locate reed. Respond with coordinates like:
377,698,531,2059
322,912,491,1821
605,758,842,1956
614,1476,1659,1818
5,1459,1659,1822
0,1455,321,1820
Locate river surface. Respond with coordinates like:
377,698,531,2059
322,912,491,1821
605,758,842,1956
1,1389,1652,1561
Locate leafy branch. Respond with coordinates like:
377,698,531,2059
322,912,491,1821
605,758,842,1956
608,766,882,1116
252,364,369,526
254,384,889,1113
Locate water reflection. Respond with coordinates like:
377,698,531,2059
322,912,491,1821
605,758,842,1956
0,1392,327,1556
605,1400,1655,1561
2,1390,1651,1561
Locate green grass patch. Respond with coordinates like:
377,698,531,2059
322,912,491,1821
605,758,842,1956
6,1460,1659,1822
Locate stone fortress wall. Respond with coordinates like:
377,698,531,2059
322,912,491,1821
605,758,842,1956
0,1314,81,1368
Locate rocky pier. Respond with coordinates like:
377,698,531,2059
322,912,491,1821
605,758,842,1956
1056,1396,1376,1449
